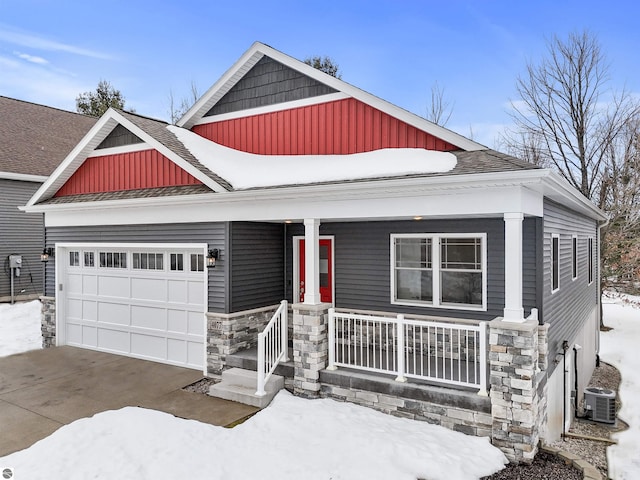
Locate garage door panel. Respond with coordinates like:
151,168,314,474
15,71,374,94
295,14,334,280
167,280,187,303
63,247,205,370
131,305,167,330
131,333,166,359
98,328,130,352
98,276,130,298
67,274,83,295
98,302,130,325
167,310,187,334
167,338,187,364
131,277,166,302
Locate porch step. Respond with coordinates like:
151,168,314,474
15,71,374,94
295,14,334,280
208,368,284,409
226,347,295,378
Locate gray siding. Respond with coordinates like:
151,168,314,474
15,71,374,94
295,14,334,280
230,222,284,312
205,56,338,116
44,222,227,312
286,219,538,322
0,179,44,300
542,199,598,374
96,124,143,149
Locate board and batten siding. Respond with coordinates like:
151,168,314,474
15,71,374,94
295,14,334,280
229,222,284,312
542,199,598,375
286,218,539,321
0,179,44,300
44,222,227,312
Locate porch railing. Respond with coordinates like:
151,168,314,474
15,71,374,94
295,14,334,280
256,300,289,396
327,309,488,396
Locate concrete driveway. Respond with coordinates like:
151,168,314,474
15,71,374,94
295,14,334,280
0,346,259,457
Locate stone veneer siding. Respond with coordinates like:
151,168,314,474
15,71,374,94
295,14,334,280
206,304,280,376
292,302,330,398
489,318,549,464
40,296,56,348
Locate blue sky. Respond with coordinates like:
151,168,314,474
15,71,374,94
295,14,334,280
1,0,638,148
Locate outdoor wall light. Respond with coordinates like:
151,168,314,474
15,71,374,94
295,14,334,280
206,248,219,268
41,247,54,262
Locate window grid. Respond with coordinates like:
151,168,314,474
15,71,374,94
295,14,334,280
170,253,184,271
69,251,80,267
190,253,204,272
84,251,94,267
99,252,128,269
551,235,560,292
132,253,164,270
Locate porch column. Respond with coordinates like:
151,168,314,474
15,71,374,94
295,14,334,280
304,218,321,305
503,213,525,322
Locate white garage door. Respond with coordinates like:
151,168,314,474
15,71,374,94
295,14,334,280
61,246,206,370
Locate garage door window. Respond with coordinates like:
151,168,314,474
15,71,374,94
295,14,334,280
170,253,184,271
69,251,80,267
84,251,95,267
133,253,164,270
99,251,127,268
190,253,204,272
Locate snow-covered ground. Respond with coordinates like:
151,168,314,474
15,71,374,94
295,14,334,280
600,292,640,479
0,300,42,357
0,296,638,479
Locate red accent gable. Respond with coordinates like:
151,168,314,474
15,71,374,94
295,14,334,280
193,97,459,154
54,149,202,197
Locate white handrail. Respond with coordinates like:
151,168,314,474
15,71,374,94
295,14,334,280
256,300,289,396
328,310,489,395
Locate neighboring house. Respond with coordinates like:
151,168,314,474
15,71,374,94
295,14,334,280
0,97,96,302
23,42,606,464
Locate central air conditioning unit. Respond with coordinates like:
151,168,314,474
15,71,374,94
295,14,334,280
584,387,616,424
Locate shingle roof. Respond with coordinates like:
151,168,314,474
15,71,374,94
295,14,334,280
39,184,212,205
117,110,232,191
0,96,97,176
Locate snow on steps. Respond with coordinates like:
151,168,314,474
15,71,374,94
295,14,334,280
208,368,284,409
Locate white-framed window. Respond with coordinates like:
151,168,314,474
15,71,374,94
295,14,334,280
132,252,164,270
170,253,184,271
391,233,486,310
588,237,594,285
190,253,204,272
99,251,127,269
571,235,578,280
69,251,80,267
551,234,560,293
84,251,95,267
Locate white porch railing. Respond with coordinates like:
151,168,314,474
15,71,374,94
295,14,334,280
328,309,488,396
256,300,289,396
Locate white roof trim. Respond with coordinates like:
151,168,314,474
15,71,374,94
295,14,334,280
86,142,151,157
26,109,226,207
177,42,485,151
0,171,48,183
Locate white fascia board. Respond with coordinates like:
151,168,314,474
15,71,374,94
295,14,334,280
35,172,547,227
193,92,350,126
178,42,486,151
86,142,151,157
0,171,48,183
542,171,608,222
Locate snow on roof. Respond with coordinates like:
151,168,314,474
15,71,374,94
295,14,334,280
167,125,457,190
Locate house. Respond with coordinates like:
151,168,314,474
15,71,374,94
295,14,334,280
0,97,96,302
23,42,606,464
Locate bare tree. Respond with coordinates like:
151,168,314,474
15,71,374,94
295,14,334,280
169,80,200,124
426,81,454,127
503,31,639,208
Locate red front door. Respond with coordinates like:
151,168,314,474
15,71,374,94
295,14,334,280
298,238,333,303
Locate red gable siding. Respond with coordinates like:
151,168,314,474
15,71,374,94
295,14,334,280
54,149,202,197
193,97,459,154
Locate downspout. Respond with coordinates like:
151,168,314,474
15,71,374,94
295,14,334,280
596,218,609,367
562,340,569,438
574,344,583,418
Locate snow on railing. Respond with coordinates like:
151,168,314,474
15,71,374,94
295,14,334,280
328,309,488,396
256,300,289,396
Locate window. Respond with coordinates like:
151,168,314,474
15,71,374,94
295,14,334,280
69,251,80,267
588,237,594,285
132,253,164,270
551,235,559,292
572,236,578,280
391,234,485,309
84,251,94,267
99,251,127,268
170,253,184,271
190,253,204,272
